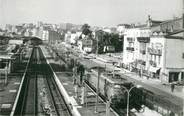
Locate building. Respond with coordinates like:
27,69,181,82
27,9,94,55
47,30,62,44
123,27,151,72
147,31,184,83
64,31,81,45
59,23,74,31
0,36,9,45
77,36,94,53
117,24,131,35
123,16,184,83
5,24,13,32
33,26,62,43
151,18,183,33
103,45,115,53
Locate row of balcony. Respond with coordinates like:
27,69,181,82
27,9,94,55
147,48,162,55
140,50,146,54
126,47,134,51
126,47,162,56
149,60,157,67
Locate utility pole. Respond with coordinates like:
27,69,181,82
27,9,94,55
95,67,100,113
5,62,8,85
106,99,110,116
96,32,99,56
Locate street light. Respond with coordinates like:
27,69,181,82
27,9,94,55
116,84,142,116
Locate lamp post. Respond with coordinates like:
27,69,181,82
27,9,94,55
94,66,104,113
120,84,142,116
112,62,116,78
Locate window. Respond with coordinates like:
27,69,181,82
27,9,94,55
154,55,156,62
158,56,161,65
150,55,152,61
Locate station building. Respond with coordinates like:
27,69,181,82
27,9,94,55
0,37,24,84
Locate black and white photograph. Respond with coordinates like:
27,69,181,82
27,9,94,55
0,0,184,116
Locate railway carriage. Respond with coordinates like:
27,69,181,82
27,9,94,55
84,69,144,113
85,69,133,101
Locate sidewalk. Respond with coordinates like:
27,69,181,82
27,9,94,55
95,54,184,100
0,72,22,115
124,70,184,99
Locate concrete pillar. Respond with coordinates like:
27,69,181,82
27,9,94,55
20,52,22,62
178,72,182,82
5,68,7,85
95,68,101,113
8,61,11,73
106,100,110,116
81,84,86,105
4,62,8,85
11,60,13,73
140,65,143,78
74,85,78,98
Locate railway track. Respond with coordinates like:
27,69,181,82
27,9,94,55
18,47,38,115
13,46,71,116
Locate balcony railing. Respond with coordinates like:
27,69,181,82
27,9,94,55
149,60,157,67
148,48,162,55
126,47,134,51
140,50,146,54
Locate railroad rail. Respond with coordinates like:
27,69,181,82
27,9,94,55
84,80,119,116
13,46,71,116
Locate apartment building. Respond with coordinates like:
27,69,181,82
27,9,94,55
148,31,184,83
123,16,184,83
123,27,151,72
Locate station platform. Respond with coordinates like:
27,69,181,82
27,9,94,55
41,45,118,116
0,47,31,115
0,73,22,115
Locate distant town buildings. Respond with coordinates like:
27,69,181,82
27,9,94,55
117,24,131,35
77,35,94,53
1,15,184,84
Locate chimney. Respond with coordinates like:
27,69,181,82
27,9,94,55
147,15,152,28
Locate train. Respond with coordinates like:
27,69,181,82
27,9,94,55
83,68,144,113
85,68,132,99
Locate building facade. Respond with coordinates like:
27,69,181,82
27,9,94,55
123,17,184,83
123,27,151,72
77,36,94,53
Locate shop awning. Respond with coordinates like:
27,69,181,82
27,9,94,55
149,66,160,73
137,37,150,43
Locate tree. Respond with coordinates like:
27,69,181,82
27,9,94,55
81,24,92,36
109,33,123,52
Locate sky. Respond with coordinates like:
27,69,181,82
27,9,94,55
0,0,183,28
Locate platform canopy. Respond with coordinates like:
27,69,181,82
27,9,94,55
0,54,15,61
79,59,104,70
0,55,12,60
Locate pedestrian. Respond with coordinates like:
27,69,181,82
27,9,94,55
171,83,175,92
139,70,141,77
147,75,149,80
